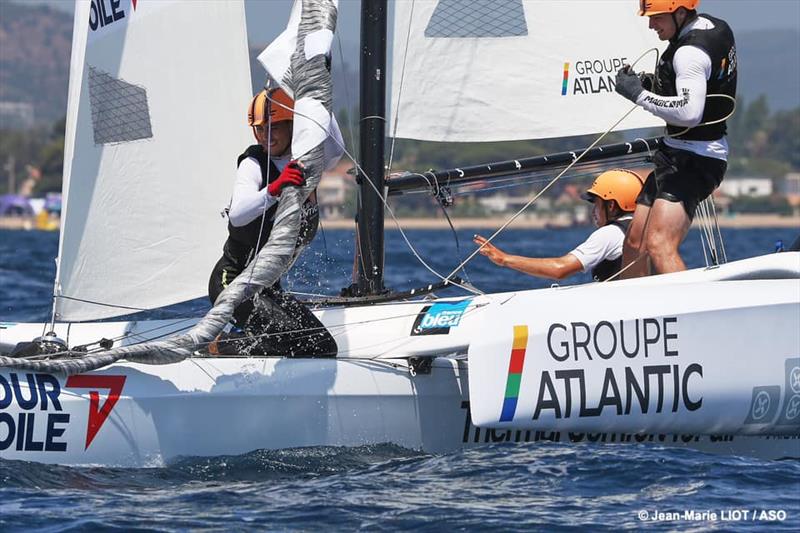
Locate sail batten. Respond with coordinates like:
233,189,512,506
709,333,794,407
389,0,666,142
55,0,253,321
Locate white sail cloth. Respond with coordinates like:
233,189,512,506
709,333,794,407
258,0,344,169
389,0,665,142
55,0,252,321
0,0,339,374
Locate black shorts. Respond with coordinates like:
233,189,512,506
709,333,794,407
637,145,727,220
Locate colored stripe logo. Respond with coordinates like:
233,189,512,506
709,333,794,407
499,325,529,422
561,62,570,95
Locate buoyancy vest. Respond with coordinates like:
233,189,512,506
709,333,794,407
224,145,318,267
655,14,737,141
591,218,631,282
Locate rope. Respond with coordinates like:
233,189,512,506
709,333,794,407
442,104,642,282
664,94,737,139
280,98,485,296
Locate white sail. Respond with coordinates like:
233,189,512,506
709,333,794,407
389,0,665,142
55,0,253,321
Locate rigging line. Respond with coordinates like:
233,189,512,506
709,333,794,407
436,197,473,285
317,216,333,264
664,94,737,139
602,200,660,283
700,226,710,267
448,170,602,196
697,199,719,266
53,295,205,317
30,321,198,360
704,200,721,264
361,304,488,361
281,101,485,297
85,306,440,355
335,33,359,168
246,85,276,289
443,47,662,283
387,0,416,175
696,201,714,267
444,104,642,282
710,197,727,263
48,257,59,333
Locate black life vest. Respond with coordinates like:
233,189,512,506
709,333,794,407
591,218,630,282
654,14,737,141
223,145,318,267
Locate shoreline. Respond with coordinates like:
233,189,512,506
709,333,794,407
2,214,797,232
320,214,800,230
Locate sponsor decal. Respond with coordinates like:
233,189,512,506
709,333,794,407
89,0,128,32
719,45,737,80
463,401,719,445
499,325,529,422
562,57,627,96
0,373,69,452
0,373,126,452
498,316,704,424
410,299,471,336
744,386,780,425
775,358,800,426
531,317,702,420
744,358,800,426
65,375,127,449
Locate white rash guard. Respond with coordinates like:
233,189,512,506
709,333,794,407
569,218,630,273
635,16,729,161
228,123,345,228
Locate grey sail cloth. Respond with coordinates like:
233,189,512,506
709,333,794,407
0,0,338,375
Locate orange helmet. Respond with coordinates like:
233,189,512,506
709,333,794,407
247,88,294,127
581,169,645,212
638,0,699,16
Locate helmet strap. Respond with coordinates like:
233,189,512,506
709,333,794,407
670,8,697,43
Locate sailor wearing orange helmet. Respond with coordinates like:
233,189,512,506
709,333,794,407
207,87,342,356
474,170,644,282
615,0,737,277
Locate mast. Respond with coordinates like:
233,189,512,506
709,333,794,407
355,0,387,296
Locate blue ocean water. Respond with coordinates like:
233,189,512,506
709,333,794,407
1,226,799,531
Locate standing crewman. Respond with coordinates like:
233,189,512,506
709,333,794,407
208,88,340,357
614,0,736,277
474,170,644,282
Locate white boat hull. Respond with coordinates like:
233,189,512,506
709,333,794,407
1,358,798,466
1,253,799,466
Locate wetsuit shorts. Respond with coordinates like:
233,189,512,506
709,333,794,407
637,145,727,220
208,251,337,358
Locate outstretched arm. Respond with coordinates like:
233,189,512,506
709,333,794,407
473,235,583,281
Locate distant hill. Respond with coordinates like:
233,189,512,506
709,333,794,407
0,1,71,124
736,29,800,111
0,2,797,128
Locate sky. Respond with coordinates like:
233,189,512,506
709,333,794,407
24,0,800,46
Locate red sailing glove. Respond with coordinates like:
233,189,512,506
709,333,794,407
268,161,305,197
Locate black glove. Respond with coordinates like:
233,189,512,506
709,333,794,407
638,72,655,91
615,66,645,103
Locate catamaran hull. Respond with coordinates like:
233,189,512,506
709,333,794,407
0,358,798,467
1,254,799,465
0,358,469,467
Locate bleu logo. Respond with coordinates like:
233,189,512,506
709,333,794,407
411,299,471,336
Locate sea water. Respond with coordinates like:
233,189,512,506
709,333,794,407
1,227,799,531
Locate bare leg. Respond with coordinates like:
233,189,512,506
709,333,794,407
620,204,652,279
644,198,692,274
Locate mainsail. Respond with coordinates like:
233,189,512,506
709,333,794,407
55,0,252,321
0,0,339,374
389,0,665,142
